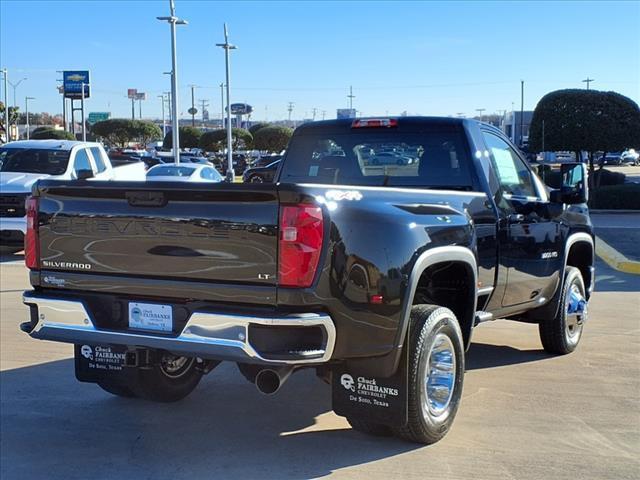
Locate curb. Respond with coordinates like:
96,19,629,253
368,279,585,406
595,236,640,275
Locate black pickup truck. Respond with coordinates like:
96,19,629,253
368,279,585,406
21,117,594,444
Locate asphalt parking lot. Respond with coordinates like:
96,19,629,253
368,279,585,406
1,253,639,479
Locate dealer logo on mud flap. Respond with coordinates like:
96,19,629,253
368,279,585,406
130,306,142,323
341,374,356,392
80,345,93,360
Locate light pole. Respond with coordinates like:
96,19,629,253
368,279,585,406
25,96,35,140
158,94,166,137
520,80,525,147
219,83,224,128
348,85,355,111
582,77,595,90
1,69,8,141
475,108,485,122
9,77,26,110
216,23,237,182
81,82,88,142
158,0,187,164
189,84,197,126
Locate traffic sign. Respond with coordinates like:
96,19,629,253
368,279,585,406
87,112,111,125
188,107,198,115
63,71,90,99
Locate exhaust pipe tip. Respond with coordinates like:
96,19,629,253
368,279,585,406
255,369,281,395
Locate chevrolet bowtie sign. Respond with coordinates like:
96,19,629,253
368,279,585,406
63,70,90,99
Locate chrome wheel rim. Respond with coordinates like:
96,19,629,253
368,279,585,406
250,175,263,183
565,283,587,341
425,333,456,417
160,354,193,378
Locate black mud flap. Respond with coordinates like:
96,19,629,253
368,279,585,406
74,344,137,384
332,347,408,427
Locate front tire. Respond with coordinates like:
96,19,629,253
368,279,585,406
393,304,465,444
129,353,203,402
539,266,587,354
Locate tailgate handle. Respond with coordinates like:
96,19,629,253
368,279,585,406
126,191,167,207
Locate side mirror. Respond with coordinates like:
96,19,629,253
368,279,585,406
75,169,94,180
550,162,588,204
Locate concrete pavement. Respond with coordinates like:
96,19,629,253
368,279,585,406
1,259,638,480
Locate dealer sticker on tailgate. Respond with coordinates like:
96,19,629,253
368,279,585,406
128,302,173,332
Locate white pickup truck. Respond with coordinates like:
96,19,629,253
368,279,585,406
0,140,146,249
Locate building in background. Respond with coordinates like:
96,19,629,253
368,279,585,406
503,111,533,145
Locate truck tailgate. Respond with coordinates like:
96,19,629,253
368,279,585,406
36,181,279,299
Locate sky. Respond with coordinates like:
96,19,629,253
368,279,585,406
1,0,639,122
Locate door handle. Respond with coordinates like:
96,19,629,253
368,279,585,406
507,213,525,223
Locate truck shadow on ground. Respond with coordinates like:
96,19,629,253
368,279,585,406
0,339,561,480
0,248,23,264
465,342,551,370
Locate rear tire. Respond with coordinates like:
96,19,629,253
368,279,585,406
539,266,587,354
130,353,203,402
392,304,465,444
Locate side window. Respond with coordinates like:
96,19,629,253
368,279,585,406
90,147,107,173
482,132,537,198
73,149,93,175
200,168,212,179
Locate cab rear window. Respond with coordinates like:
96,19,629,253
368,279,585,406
279,129,474,189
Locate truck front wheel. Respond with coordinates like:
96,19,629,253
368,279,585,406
539,266,587,354
393,304,465,444
129,353,203,402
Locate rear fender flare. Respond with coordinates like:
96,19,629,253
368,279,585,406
391,246,478,371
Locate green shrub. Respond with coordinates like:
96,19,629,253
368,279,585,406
589,184,640,210
30,127,75,140
253,126,293,152
199,128,252,151
163,126,202,149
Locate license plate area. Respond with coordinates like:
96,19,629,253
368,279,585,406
128,302,173,333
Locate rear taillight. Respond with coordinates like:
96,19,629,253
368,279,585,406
25,196,39,269
278,204,324,288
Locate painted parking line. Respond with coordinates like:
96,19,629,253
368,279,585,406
595,236,640,275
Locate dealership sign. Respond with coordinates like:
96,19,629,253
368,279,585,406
229,103,253,115
63,71,90,99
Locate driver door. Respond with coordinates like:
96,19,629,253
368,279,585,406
481,130,563,308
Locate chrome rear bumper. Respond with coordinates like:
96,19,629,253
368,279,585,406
22,293,335,365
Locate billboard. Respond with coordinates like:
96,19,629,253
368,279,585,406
63,71,90,99
127,89,138,99
337,109,356,119
134,92,147,101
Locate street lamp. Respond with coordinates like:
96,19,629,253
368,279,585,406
25,96,35,140
216,23,237,182
157,0,187,164
1,69,8,141
9,77,26,118
476,108,485,122
158,94,166,138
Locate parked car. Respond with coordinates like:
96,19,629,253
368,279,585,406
0,140,145,249
218,153,248,176
146,163,223,183
621,149,639,166
250,154,283,169
20,117,594,445
242,159,281,183
598,152,623,166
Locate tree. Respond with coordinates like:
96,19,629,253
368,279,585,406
248,122,271,136
30,127,75,140
529,89,640,200
0,102,20,140
91,119,161,147
529,89,640,158
199,128,252,151
132,120,162,147
163,126,203,149
253,125,293,152
91,119,139,147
